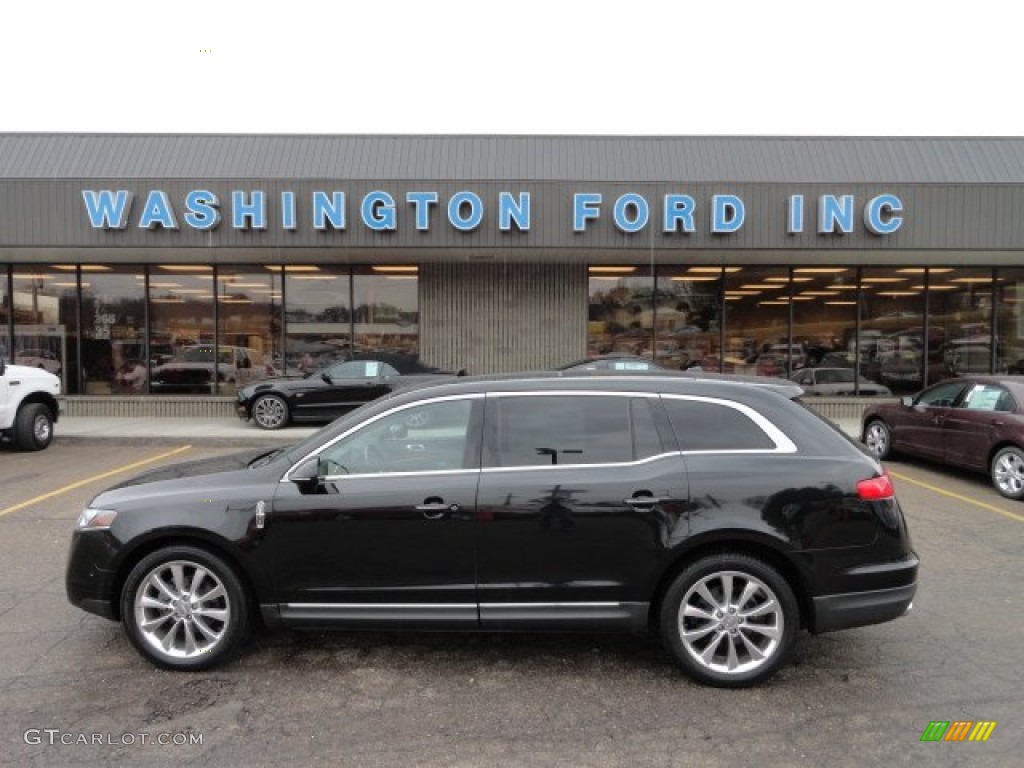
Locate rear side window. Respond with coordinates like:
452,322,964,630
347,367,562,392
489,395,635,467
662,397,778,451
963,384,1016,412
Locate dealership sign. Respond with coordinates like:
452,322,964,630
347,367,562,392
82,189,903,236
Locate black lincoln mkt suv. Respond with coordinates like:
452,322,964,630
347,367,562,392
67,371,917,687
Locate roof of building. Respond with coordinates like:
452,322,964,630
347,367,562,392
2,133,1024,183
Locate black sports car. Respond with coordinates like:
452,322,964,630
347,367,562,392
237,353,464,429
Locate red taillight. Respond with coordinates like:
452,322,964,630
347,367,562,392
857,471,895,501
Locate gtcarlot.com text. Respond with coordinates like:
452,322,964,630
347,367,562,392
24,729,203,747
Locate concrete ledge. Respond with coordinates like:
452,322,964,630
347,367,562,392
801,396,897,421
60,396,237,419
58,394,891,423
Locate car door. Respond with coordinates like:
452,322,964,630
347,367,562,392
942,382,1016,471
474,391,689,629
294,360,396,419
891,380,969,460
267,394,483,627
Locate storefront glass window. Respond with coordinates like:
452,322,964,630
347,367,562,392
722,267,791,376
655,267,722,370
12,265,80,394
81,265,146,394
791,267,859,378
860,267,926,393
352,266,420,360
0,266,10,361
928,267,994,380
284,265,351,374
216,267,283,394
587,266,655,359
996,267,1024,375
148,266,215,395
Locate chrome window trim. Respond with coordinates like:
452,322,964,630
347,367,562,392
322,468,480,481
488,389,660,399
283,392,484,483
481,450,681,474
660,393,797,454
283,603,477,610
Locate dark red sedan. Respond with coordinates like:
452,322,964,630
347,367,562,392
862,376,1024,499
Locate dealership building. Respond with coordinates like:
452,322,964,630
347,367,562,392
2,134,1024,406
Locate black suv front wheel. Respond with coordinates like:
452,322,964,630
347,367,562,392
121,546,249,670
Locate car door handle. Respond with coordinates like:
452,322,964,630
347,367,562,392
624,496,664,507
415,501,459,519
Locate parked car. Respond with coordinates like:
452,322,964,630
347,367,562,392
791,368,892,397
15,348,62,376
0,357,61,450
862,375,1024,499
150,344,268,393
237,353,465,429
558,354,665,372
67,372,917,686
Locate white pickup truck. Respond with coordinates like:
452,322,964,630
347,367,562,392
0,358,61,450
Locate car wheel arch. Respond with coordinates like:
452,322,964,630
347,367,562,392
646,536,812,635
112,532,260,624
988,441,1024,473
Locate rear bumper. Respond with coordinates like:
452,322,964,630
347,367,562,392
810,551,918,633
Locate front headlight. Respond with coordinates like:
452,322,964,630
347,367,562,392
76,508,118,531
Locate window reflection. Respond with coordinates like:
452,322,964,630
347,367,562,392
587,267,654,358
216,267,282,393
0,265,9,360
860,267,926,393
284,266,352,374
928,268,994,380
12,265,80,393
655,268,722,370
148,267,215,394
722,267,790,376
352,266,419,358
997,268,1024,374
80,266,146,394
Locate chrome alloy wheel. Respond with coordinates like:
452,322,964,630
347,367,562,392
678,570,783,676
864,421,889,459
993,448,1024,499
33,412,51,443
134,560,231,659
252,395,287,429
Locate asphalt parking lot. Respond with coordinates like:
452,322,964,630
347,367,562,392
1,436,1021,767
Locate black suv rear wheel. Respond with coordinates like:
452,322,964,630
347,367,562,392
660,553,798,687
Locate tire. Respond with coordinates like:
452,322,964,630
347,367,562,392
121,545,249,671
251,394,289,430
863,419,893,460
991,446,1024,501
660,553,799,687
13,403,53,451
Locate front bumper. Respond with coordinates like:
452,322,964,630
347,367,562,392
65,530,120,622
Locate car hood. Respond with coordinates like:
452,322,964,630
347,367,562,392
1,363,61,390
99,447,282,493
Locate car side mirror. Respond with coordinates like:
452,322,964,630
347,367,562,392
289,456,322,487
320,372,333,384
900,395,914,407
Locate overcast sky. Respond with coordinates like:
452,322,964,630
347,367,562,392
2,0,1019,136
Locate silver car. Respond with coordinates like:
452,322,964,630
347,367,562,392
791,367,892,396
